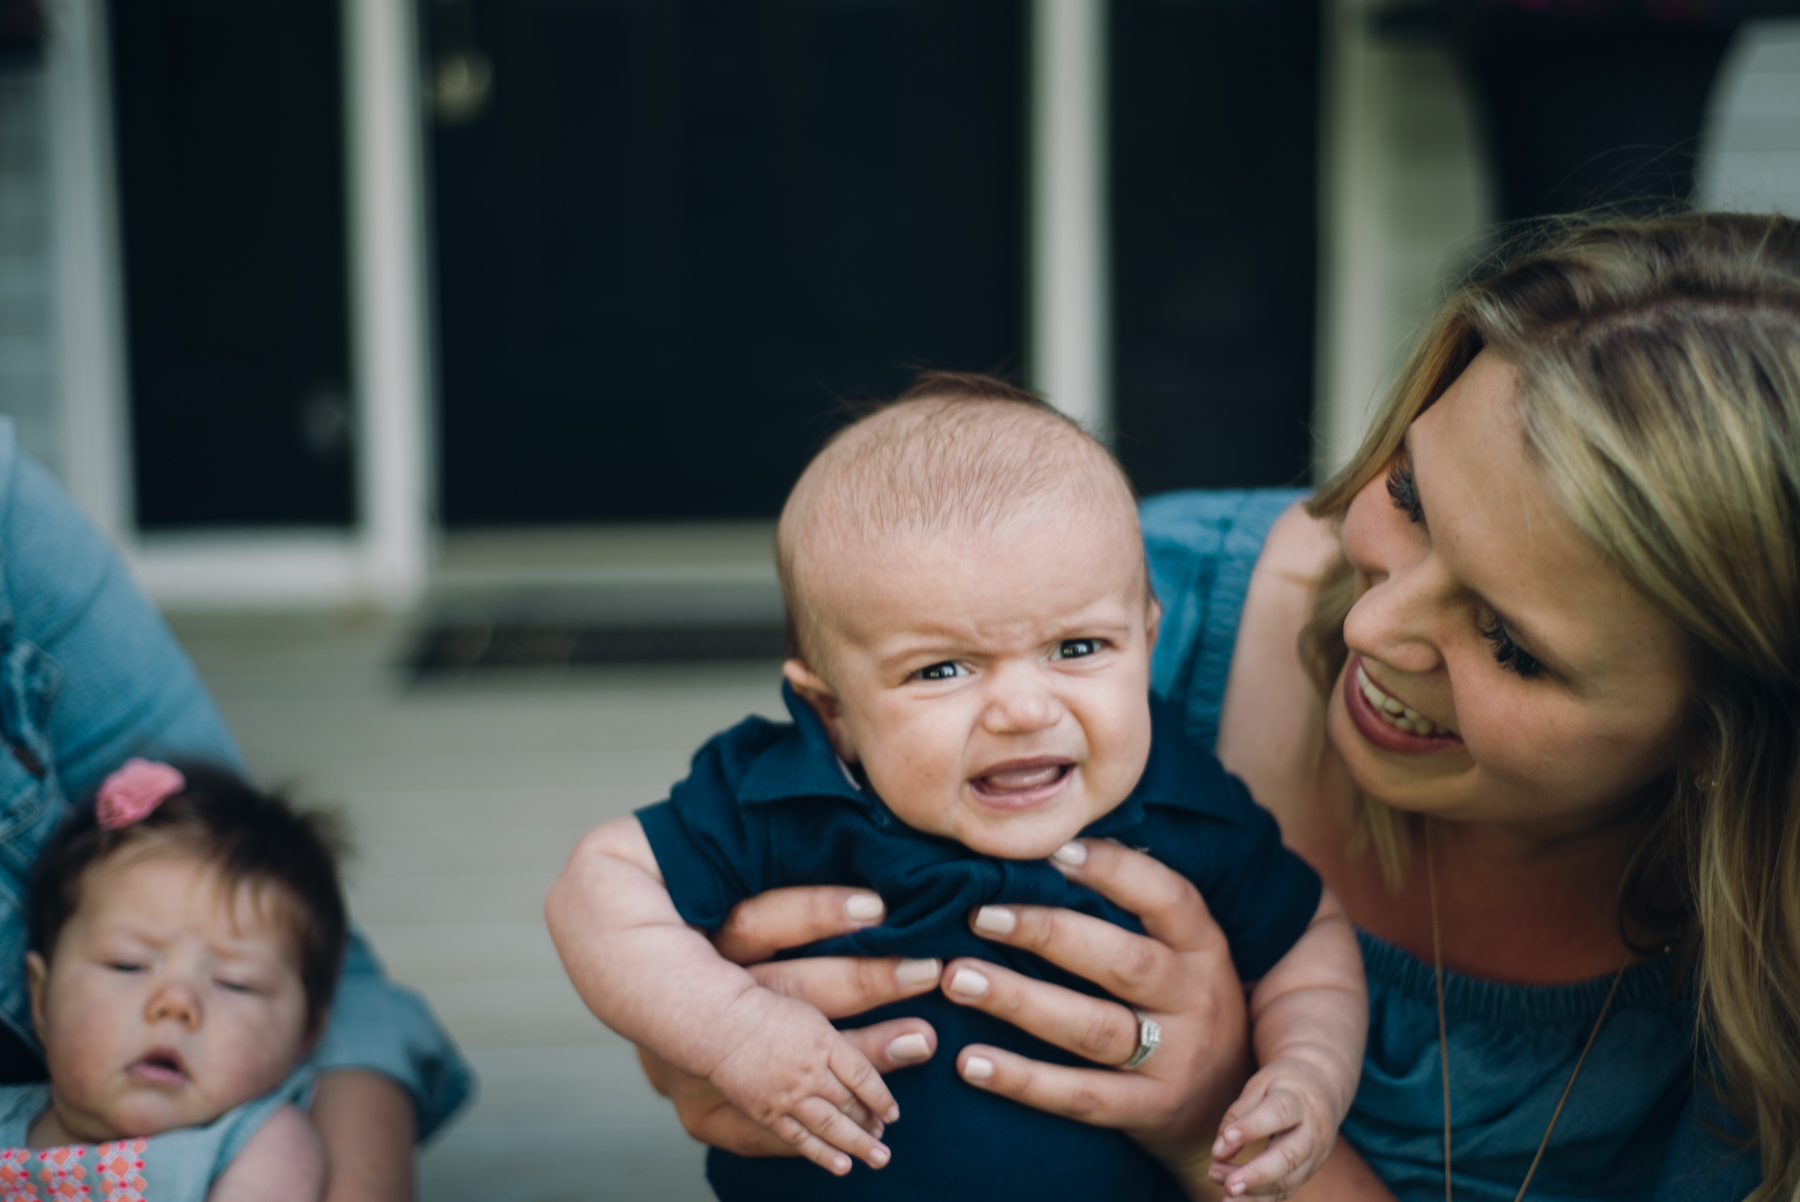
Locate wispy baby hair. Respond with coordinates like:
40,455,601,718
776,370,1140,668
29,762,349,1036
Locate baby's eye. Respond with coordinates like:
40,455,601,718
913,661,967,681
1053,638,1104,660
105,961,145,975
213,978,257,995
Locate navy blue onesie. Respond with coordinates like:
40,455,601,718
638,682,1322,1201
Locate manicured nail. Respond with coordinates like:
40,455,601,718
948,968,989,998
1051,841,1087,867
845,893,885,922
870,1145,890,1168
887,1033,931,1063
1231,1182,1247,1196
963,1056,994,1081
972,906,1015,935
895,958,939,987
832,1154,850,1174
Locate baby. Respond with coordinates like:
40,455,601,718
1,759,346,1202
550,374,1366,1200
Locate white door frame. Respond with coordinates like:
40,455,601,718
50,0,1112,609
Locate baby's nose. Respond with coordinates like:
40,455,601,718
982,677,1060,733
145,980,202,1029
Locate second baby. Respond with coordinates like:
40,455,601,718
548,373,1367,1200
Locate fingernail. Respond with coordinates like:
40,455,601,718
1051,841,1087,867
972,906,1015,935
833,1154,850,1175
948,968,989,998
884,1104,900,1123
887,1033,931,1063
1226,1128,1241,1144
1212,1137,1227,1156
845,893,885,922
963,1056,994,1081
1231,1183,1247,1196
895,958,939,987
870,1145,890,1168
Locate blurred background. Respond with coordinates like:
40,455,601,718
2,1,1799,1197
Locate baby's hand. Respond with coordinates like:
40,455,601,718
1208,1057,1341,1199
707,988,899,1176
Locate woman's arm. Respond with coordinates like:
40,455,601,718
208,1104,326,1202
309,1072,415,1202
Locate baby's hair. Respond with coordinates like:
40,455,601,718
777,370,1142,668
28,763,348,1036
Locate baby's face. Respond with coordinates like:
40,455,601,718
789,508,1157,860
27,851,311,1143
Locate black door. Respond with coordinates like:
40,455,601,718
424,0,1028,526
110,0,356,529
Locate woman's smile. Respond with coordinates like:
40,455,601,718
1344,658,1461,750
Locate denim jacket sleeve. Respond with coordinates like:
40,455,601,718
0,421,471,1139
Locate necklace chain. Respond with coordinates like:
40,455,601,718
1424,820,1628,1202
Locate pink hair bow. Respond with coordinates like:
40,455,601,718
96,759,185,830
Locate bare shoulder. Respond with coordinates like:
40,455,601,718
1214,499,1340,832
204,1104,325,1202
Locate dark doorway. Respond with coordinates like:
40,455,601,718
1110,0,1321,495
110,0,356,529
424,0,1028,527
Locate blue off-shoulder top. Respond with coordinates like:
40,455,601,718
1140,489,1760,1202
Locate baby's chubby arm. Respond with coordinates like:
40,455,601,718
206,1105,325,1202
546,816,899,1176
1208,888,1366,1200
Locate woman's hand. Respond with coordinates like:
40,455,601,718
642,885,942,1157
940,838,1253,1191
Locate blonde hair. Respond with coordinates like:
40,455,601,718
1305,212,1800,1200
776,372,1140,670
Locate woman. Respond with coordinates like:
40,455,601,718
0,422,471,1201
640,212,1798,1200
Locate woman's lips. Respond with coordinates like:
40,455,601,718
1344,657,1463,754
969,758,1073,808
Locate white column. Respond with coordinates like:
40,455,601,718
1030,0,1111,438
46,0,133,543
345,0,433,608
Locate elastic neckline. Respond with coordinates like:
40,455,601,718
1357,927,1681,1026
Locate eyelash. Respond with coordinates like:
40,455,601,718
1477,614,1544,679
1387,459,1424,524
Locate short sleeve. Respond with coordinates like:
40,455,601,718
637,733,775,931
1650,1078,1761,1201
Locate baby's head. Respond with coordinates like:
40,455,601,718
25,761,346,1143
778,372,1156,860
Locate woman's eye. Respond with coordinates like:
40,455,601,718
1054,639,1102,660
1478,614,1544,679
1387,458,1425,525
914,661,966,681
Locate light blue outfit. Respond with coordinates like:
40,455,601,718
0,1068,312,1199
0,420,471,1137
1141,489,1761,1202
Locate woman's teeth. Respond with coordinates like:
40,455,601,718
1357,665,1451,737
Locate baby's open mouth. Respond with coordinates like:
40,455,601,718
128,1049,189,1086
969,759,1072,804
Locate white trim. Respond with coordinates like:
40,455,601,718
46,0,132,543
344,0,433,608
131,534,369,610
1029,0,1111,438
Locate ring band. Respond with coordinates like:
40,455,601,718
1121,1009,1161,1070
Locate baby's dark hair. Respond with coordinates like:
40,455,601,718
28,762,348,1036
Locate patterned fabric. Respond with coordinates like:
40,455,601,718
0,1141,148,1201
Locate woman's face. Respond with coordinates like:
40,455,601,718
1330,350,1691,839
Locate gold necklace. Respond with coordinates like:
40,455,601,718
1425,821,1628,1202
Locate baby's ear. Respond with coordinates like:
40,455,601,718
25,952,47,1039
782,660,858,762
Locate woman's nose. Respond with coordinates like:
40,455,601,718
145,979,202,1030
980,668,1062,734
1341,546,1451,677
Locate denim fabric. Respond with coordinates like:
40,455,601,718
639,682,1321,1202
1139,488,1760,1201
0,422,470,1139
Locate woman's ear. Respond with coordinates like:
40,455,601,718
26,951,48,1039
782,659,859,763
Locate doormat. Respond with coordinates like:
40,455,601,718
408,620,788,676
